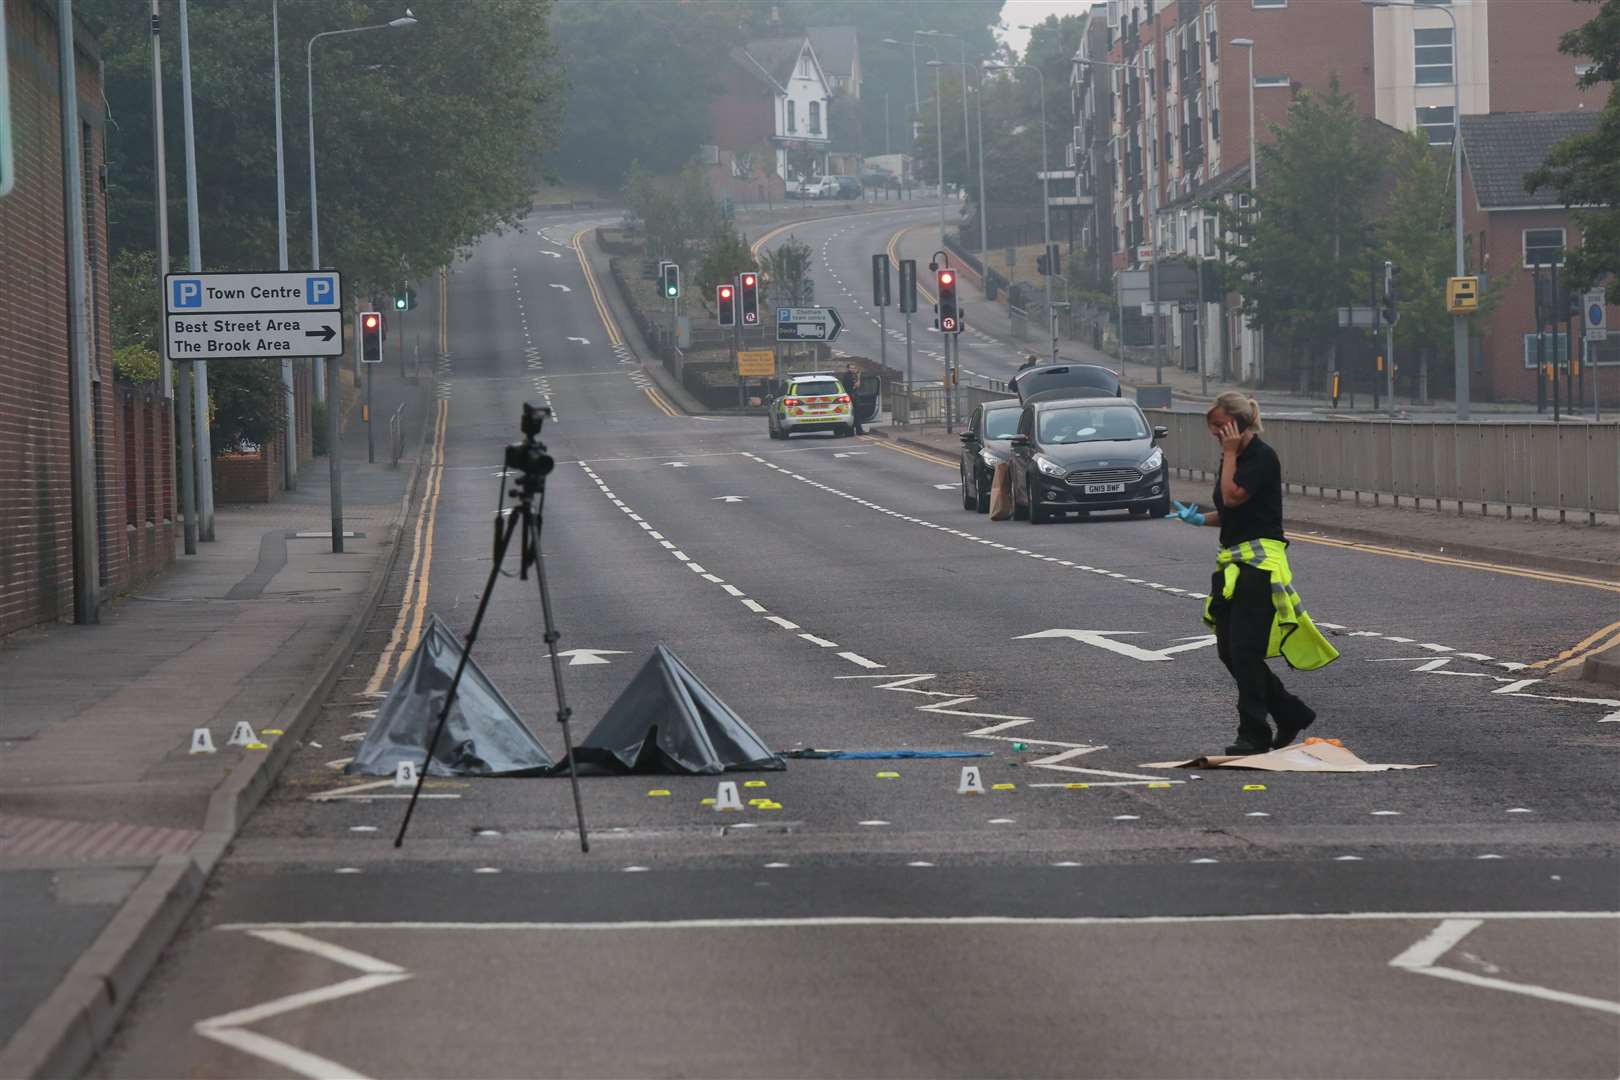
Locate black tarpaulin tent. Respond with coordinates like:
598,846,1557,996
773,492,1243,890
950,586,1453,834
346,614,556,777
555,646,785,775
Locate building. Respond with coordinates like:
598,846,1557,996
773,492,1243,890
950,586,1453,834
1069,4,1114,289
0,0,174,634
807,25,863,177
701,35,833,203
1082,0,1595,387
1460,110,1618,407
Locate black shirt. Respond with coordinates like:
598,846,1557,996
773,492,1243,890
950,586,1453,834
1213,435,1285,548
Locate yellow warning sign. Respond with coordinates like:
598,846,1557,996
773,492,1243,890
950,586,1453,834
737,349,776,377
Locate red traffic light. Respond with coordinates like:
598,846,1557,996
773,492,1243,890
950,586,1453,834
363,314,379,329
939,271,954,286
719,286,733,299
742,273,756,287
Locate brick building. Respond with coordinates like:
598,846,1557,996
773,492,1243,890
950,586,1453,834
700,35,833,203
0,0,174,635
1460,111,1619,407
1076,0,1597,392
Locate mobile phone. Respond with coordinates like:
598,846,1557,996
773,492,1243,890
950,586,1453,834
1234,414,1250,432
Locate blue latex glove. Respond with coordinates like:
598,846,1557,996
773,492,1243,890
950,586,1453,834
1167,499,1206,526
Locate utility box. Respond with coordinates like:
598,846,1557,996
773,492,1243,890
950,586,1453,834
1446,276,1479,314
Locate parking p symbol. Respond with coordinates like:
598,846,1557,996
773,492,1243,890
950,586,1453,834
307,276,335,306
172,279,202,308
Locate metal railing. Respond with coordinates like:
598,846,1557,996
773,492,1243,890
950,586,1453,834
388,403,406,468
1148,411,1620,522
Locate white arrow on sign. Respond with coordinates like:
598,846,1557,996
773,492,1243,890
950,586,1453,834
1015,629,1218,663
552,649,628,667
567,336,591,344
713,495,748,502
549,283,572,292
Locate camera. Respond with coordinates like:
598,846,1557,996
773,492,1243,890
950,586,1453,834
504,403,555,483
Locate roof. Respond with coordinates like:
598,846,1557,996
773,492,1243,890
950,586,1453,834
732,36,809,93
807,26,857,78
1460,111,1601,209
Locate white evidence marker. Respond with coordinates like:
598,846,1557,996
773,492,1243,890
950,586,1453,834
957,766,986,795
714,781,744,812
393,761,419,788
190,728,217,755
227,722,258,748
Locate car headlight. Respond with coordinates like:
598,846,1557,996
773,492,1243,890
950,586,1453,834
1035,454,1067,478
980,449,999,467
1141,447,1164,472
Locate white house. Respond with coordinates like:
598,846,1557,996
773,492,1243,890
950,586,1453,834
724,35,833,181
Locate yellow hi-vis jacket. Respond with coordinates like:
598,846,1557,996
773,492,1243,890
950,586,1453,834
1202,538,1340,671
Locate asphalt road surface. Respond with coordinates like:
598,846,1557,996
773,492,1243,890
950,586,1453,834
94,207,1620,1079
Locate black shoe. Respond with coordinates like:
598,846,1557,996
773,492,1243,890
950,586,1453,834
1224,742,1270,756
1272,704,1317,750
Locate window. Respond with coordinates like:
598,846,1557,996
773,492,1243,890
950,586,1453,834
1521,333,1570,369
1253,74,1290,87
1523,228,1565,267
787,99,796,133
809,100,821,135
1205,6,1218,59
1416,105,1455,145
799,52,810,77
1210,106,1221,141
1414,27,1453,85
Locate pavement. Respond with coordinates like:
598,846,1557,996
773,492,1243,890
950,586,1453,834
0,349,432,1078
20,206,1619,1079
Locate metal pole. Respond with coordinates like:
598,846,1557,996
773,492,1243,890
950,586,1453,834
178,363,198,554
1197,213,1207,397
1032,66,1054,363
59,0,100,620
945,329,955,434
957,42,970,212
179,0,214,540
150,0,171,400
974,69,987,293
273,0,296,490
327,347,343,553
1246,43,1261,384
933,62,945,242
367,359,375,461
905,311,914,422
1551,263,1561,423
310,29,339,550
1440,5,1469,420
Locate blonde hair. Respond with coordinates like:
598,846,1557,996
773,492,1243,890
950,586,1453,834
1206,392,1262,433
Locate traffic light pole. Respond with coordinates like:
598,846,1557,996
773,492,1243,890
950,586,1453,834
904,315,914,424
1385,319,1396,417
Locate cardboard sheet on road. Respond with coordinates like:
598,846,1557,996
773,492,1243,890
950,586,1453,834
1142,740,1434,772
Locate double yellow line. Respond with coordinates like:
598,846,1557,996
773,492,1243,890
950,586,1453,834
861,434,953,468
645,385,679,417
572,226,622,347
1529,618,1620,673
885,223,938,307
1290,533,1620,594
365,398,449,695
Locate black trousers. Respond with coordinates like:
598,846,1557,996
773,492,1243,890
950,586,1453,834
1209,563,1311,749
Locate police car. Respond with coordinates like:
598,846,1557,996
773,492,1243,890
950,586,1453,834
767,373,854,439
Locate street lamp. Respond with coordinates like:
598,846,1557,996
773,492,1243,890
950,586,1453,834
1361,0,1469,419
884,37,945,228
307,8,417,554
919,31,973,227
984,61,1057,363
1229,37,1261,385
880,38,922,143
929,59,988,294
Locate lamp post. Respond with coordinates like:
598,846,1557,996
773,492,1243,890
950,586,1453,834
985,61,1056,363
920,31,974,235
928,55,989,295
881,38,922,148
1230,36,1261,384
307,9,417,554
1361,0,1468,419
272,0,295,489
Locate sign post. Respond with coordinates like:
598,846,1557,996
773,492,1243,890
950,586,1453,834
872,253,891,378
164,270,346,548
899,260,917,424
1586,288,1607,421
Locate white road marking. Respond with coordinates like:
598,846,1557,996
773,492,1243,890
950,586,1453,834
722,584,745,597
765,616,801,630
838,651,885,669
741,599,767,613
1389,918,1620,1016
799,633,839,648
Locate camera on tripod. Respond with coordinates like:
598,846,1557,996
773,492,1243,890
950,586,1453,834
504,403,555,489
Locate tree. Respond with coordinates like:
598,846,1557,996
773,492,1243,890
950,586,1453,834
1525,0,1620,289
1214,77,1387,376
759,235,815,308
698,222,757,302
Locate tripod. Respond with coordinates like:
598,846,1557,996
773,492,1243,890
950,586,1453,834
394,405,589,852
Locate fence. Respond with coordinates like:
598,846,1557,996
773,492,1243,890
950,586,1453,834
1147,410,1620,521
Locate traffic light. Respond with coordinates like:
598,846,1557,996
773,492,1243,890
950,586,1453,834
662,262,681,299
1036,245,1061,276
1380,261,1400,326
739,272,759,325
392,288,417,311
872,252,891,307
1036,252,1048,276
716,282,736,327
936,267,961,333
898,259,917,314
360,311,383,364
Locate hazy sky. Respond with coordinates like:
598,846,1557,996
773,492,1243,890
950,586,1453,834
996,0,1090,58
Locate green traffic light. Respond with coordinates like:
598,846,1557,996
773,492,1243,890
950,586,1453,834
394,296,406,309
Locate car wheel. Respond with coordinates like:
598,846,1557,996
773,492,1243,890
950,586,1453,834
961,470,976,511
1151,496,1172,518
975,470,991,514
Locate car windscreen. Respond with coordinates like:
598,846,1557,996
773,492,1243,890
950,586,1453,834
793,381,842,397
1037,406,1148,444
983,409,1022,439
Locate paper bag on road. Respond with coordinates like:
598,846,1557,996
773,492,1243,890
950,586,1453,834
1141,739,1434,773
989,461,1013,521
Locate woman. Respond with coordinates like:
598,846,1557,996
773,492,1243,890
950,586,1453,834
1167,393,1338,755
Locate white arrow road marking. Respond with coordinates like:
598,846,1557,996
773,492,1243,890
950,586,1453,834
552,649,628,666
712,495,748,502
549,283,572,292
1391,919,1620,1016
539,249,562,258
195,930,410,1079
933,483,957,490
832,451,867,458
567,336,591,344
1017,629,1218,663
664,461,689,468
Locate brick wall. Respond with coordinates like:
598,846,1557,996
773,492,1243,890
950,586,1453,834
1488,1,1602,114
117,383,176,585
0,0,144,635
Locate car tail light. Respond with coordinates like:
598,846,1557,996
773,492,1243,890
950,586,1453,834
783,397,802,407
836,394,850,404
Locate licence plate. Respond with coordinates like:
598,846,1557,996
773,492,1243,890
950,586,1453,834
1084,482,1126,494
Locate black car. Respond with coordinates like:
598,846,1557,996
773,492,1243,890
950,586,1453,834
1011,362,1122,404
1008,398,1170,524
957,399,1024,512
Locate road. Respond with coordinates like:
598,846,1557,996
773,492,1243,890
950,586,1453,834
94,206,1620,1079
